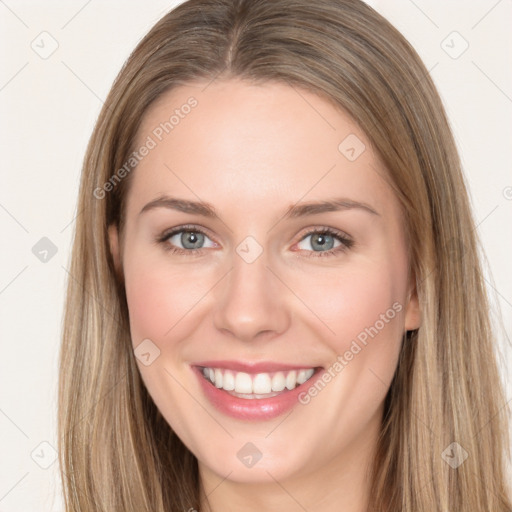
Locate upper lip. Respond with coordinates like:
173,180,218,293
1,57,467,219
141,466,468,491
193,360,322,373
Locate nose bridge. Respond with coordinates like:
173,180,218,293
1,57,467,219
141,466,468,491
213,242,290,341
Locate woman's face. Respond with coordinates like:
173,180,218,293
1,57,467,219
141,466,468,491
109,79,421,486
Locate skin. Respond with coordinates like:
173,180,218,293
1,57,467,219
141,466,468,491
109,78,421,512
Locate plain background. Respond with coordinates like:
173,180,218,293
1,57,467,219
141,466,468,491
0,1,511,510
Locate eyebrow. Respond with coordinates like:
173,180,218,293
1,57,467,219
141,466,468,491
139,195,380,218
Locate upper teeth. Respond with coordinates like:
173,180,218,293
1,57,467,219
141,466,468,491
201,367,316,394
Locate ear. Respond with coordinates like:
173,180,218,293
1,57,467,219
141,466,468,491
108,224,123,281
404,275,421,331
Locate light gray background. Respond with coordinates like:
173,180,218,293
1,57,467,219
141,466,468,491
0,1,511,510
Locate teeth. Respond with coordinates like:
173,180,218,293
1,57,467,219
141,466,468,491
253,373,272,394
297,369,309,385
271,372,286,392
235,372,253,394
286,370,297,390
201,367,316,395
214,368,223,388
223,370,235,391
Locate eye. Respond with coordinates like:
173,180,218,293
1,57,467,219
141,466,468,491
157,225,353,258
295,227,353,257
157,225,217,255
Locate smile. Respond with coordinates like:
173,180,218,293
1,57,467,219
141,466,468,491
191,363,325,421
200,366,316,397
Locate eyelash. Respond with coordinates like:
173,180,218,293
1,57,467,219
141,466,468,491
156,224,354,258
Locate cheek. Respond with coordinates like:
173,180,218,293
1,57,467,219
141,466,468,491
122,253,208,432
311,263,403,327
290,261,407,445
293,257,408,372
122,252,207,346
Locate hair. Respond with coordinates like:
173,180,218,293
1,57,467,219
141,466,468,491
58,0,512,510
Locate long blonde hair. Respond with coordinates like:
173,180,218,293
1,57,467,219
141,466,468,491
58,0,512,510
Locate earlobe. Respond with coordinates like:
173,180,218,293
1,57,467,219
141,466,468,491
404,283,422,332
108,224,123,281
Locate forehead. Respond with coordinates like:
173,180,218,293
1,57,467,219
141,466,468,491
126,78,397,223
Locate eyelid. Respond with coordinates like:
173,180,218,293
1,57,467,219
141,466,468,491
295,225,352,242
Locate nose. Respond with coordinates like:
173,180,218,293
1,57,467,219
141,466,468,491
213,248,291,343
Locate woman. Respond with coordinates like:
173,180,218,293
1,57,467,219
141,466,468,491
58,0,512,510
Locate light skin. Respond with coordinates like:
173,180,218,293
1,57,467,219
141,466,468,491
109,78,421,512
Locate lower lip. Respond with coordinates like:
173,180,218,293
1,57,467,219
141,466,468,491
192,366,323,421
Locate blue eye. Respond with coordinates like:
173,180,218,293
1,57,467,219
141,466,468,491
295,228,353,257
159,226,216,254
157,225,353,257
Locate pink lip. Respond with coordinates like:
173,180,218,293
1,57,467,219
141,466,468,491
191,364,324,421
192,359,317,373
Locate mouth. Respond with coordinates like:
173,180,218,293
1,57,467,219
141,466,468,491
191,362,324,421
197,365,320,399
